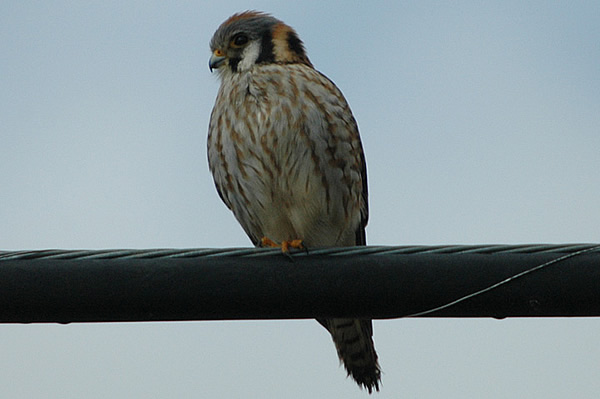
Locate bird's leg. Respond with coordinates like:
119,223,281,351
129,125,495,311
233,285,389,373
260,237,279,248
281,239,305,253
260,237,306,253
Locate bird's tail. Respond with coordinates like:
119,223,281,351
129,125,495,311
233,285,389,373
319,318,381,393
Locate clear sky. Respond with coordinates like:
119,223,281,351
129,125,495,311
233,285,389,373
1,1,599,398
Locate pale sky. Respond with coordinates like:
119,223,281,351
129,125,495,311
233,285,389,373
1,1,600,398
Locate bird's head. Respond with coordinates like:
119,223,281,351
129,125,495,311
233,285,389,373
209,11,313,75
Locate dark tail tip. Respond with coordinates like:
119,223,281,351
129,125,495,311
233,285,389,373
348,363,381,394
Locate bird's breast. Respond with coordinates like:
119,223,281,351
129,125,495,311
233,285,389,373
208,65,363,246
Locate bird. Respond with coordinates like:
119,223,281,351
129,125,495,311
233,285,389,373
207,11,381,393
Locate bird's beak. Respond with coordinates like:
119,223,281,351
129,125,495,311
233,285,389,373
209,49,226,72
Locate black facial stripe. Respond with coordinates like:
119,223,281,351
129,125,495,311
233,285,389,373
229,57,241,72
286,31,305,58
255,30,275,64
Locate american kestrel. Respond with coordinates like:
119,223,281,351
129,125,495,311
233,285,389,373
207,11,380,392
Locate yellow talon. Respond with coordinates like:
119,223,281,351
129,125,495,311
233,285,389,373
281,239,305,253
260,237,279,248
260,237,305,253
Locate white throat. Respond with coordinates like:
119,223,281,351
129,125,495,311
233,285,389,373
236,41,261,72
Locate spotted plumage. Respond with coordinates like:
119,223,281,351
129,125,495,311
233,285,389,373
207,11,380,392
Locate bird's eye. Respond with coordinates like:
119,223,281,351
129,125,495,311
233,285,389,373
231,33,249,47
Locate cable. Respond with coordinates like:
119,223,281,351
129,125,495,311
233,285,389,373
404,244,600,318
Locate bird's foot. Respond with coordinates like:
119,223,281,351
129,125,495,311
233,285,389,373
260,237,306,254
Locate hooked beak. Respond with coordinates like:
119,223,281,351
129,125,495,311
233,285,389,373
209,49,226,72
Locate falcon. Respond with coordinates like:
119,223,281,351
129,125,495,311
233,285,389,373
207,11,381,392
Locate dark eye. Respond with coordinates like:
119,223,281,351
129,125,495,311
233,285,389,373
232,33,249,47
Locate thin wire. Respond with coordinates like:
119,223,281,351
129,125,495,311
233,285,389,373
404,244,600,318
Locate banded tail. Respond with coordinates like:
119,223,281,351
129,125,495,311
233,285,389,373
319,318,381,393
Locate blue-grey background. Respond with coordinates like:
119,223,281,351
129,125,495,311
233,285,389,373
1,1,599,398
